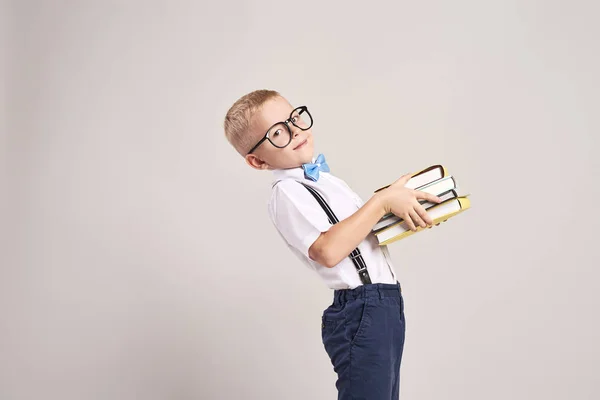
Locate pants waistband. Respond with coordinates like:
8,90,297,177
333,281,402,306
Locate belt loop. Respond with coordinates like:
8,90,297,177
377,286,383,300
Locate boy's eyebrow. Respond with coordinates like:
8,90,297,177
264,106,299,129
277,108,296,122
263,115,284,128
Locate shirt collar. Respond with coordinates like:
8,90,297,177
271,155,318,183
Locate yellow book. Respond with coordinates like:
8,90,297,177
375,196,471,246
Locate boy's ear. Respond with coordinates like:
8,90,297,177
245,154,270,170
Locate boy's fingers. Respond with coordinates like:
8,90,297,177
393,173,412,186
409,209,427,228
402,213,417,231
414,204,433,226
414,190,442,203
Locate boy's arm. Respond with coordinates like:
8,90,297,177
310,173,442,267
308,193,386,268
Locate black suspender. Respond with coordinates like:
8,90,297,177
299,182,372,285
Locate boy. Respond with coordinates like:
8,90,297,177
223,89,442,399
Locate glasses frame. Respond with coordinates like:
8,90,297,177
246,105,313,155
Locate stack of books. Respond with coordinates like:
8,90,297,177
371,165,471,245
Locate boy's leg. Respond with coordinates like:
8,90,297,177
390,292,406,398
321,284,405,400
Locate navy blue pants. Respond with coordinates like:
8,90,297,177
321,281,406,399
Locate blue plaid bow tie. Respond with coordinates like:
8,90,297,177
302,153,330,181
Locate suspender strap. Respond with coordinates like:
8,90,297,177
299,182,372,285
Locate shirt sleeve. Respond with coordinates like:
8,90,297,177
270,180,333,259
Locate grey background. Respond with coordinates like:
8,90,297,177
3,1,599,399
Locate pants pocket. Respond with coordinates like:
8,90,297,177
321,316,341,333
321,305,344,344
321,314,345,366
344,298,370,347
399,293,404,315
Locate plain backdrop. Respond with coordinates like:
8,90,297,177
3,1,600,399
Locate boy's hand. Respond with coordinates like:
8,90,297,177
378,173,443,232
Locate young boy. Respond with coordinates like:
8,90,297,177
223,89,442,399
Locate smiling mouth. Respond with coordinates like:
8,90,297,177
293,139,308,150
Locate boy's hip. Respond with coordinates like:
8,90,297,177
322,281,405,349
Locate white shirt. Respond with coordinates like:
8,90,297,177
267,161,398,290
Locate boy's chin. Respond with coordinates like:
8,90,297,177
303,147,315,160
301,153,314,164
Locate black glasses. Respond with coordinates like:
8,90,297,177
247,105,313,155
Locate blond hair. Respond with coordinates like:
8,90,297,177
223,89,282,156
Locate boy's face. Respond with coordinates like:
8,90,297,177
245,96,315,171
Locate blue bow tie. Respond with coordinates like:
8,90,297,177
302,153,330,181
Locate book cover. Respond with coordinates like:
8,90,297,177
375,196,471,246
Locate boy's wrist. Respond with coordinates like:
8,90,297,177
372,191,389,216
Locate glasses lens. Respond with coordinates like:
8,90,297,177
291,107,312,130
267,123,291,147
